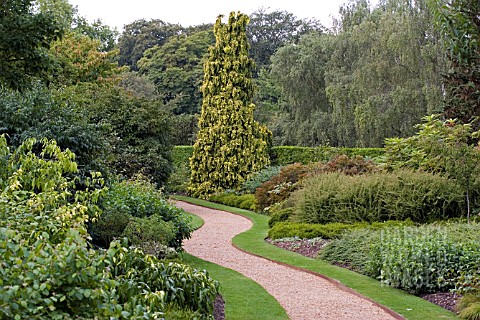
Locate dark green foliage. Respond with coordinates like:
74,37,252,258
270,146,384,165
138,30,215,115
92,178,192,249
88,209,131,247
268,208,293,227
319,229,380,274
247,8,323,73
189,12,271,197
0,0,63,89
268,220,412,240
168,145,195,193
0,84,110,173
209,193,256,211
56,83,173,186
293,170,465,224
117,19,184,71
428,0,480,130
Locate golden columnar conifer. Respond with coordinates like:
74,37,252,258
188,12,271,198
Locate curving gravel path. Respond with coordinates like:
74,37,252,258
176,201,404,320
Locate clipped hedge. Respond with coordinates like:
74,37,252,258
270,146,384,165
209,193,256,211
268,220,413,240
170,145,384,174
292,170,465,224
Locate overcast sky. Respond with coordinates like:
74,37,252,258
68,0,379,32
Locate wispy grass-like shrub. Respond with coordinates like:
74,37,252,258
292,170,464,224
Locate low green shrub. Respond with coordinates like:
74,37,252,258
89,209,131,247
268,220,411,240
108,242,219,317
209,193,256,211
123,214,175,246
93,177,192,249
369,224,480,294
268,208,294,227
292,170,465,224
320,229,380,273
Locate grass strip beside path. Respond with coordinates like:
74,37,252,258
174,195,458,320
181,210,289,320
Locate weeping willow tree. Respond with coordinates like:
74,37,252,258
189,12,271,198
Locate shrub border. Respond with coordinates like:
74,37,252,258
174,195,458,320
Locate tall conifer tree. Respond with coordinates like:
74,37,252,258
189,12,271,197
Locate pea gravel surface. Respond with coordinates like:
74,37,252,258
176,201,404,320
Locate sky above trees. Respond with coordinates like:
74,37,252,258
68,0,379,31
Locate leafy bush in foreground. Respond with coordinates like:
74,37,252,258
91,177,192,249
0,136,218,319
292,170,464,224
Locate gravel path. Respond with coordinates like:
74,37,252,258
176,201,404,320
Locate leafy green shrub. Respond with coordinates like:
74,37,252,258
241,166,282,193
93,177,192,249
268,208,294,227
0,136,218,319
292,170,464,224
369,225,480,294
88,209,131,247
320,229,380,273
268,220,411,240
209,193,256,211
108,242,219,317
123,214,175,246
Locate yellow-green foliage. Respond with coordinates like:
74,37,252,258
189,12,270,197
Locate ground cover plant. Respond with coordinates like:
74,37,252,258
0,136,218,319
321,222,480,295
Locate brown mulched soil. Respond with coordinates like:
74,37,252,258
265,237,460,313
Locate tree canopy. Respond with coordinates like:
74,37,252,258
0,0,63,89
